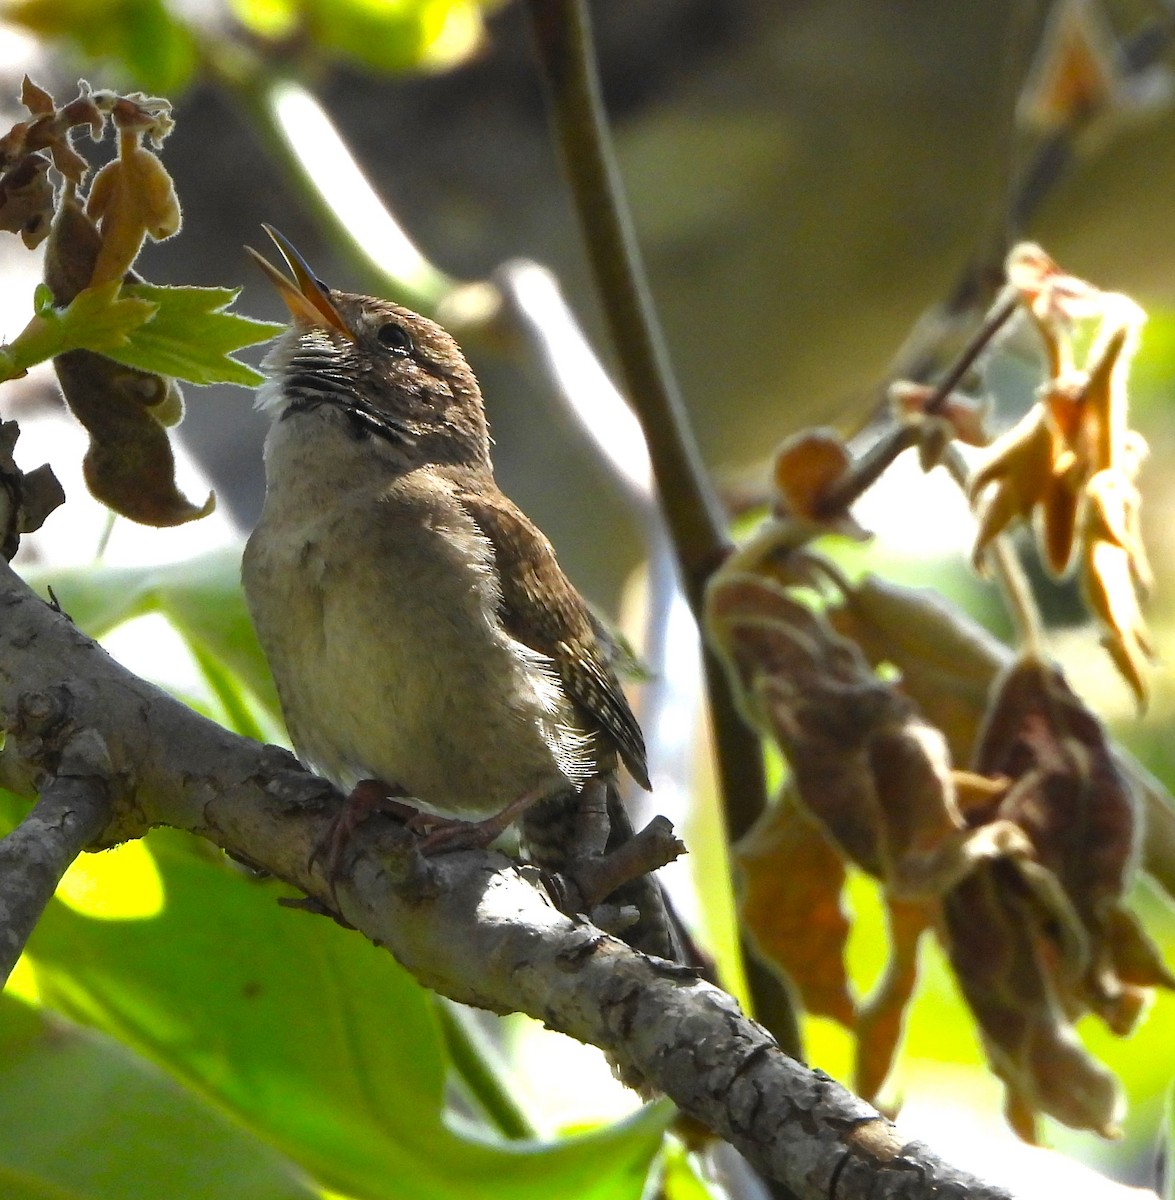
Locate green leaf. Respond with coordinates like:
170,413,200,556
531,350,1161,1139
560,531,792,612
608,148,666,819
16,551,673,1198
661,1138,719,1200
25,830,671,1200
187,637,271,745
5,0,198,93
0,283,157,381
122,0,200,92
25,548,283,723
26,831,448,1198
1132,309,1175,413
0,278,274,390
226,0,299,39
0,1167,83,1200
0,992,318,1200
242,0,490,73
114,283,284,386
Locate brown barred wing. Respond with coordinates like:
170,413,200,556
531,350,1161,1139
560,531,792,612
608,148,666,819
457,485,650,789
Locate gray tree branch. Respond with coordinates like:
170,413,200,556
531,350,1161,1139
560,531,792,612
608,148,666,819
0,557,1013,1200
0,736,110,982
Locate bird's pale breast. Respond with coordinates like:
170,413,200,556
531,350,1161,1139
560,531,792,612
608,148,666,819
243,435,592,817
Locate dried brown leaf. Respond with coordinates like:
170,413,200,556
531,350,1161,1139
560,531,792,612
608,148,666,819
1102,906,1175,990
920,655,1173,1135
855,898,932,1103
867,722,966,894
976,659,1139,926
974,658,1170,1035
43,194,209,527
1,78,97,187
709,570,980,896
19,75,54,117
709,571,893,873
714,579,899,865
1079,904,1172,1035
968,405,1059,568
736,788,855,1028
1082,530,1153,708
942,863,1123,1138
0,153,53,248
1081,327,1127,471
1036,468,1082,577
58,350,211,526
830,574,1010,764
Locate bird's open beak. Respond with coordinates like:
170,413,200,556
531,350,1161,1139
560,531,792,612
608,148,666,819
245,225,355,340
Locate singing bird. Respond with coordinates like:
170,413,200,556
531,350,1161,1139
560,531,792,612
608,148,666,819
243,227,678,958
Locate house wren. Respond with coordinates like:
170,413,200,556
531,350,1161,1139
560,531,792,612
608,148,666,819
243,227,679,959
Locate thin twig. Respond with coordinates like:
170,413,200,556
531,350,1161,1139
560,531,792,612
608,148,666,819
989,536,1046,653
522,0,728,587
816,287,1021,520
521,1,786,1073
923,286,1021,417
521,0,771,852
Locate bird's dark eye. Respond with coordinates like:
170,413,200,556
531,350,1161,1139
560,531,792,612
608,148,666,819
376,322,413,356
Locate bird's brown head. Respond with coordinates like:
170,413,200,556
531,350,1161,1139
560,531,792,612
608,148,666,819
247,225,490,468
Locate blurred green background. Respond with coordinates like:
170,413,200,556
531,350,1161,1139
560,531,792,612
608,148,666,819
4,0,1175,1196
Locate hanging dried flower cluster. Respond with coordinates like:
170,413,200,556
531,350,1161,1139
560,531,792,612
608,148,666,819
968,245,1152,702
707,243,1173,1141
0,78,276,536
0,77,173,251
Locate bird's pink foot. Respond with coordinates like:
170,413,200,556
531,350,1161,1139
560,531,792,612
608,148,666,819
414,790,544,855
310,778,411,884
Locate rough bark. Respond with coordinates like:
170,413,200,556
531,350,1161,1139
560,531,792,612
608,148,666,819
0,557,1012,1200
